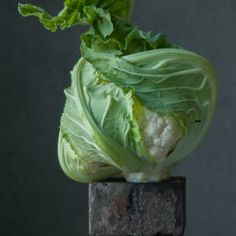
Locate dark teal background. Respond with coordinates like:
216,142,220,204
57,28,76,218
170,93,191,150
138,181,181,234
1,0,235,235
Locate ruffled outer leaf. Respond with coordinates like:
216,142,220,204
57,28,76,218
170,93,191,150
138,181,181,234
58,59,147,182
18,0,134,36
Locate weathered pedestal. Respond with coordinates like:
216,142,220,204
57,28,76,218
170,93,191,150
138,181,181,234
89,177,186,236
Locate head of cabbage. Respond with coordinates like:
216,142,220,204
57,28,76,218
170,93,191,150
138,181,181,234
18,0,218,182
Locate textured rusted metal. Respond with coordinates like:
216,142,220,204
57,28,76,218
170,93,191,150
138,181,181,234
89,177,186,236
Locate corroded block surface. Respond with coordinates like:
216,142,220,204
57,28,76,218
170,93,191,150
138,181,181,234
89,177,186,236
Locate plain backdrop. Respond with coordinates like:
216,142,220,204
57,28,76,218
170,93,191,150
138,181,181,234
1,0,236,235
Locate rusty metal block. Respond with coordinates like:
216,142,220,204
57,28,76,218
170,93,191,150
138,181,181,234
89,177,186,236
